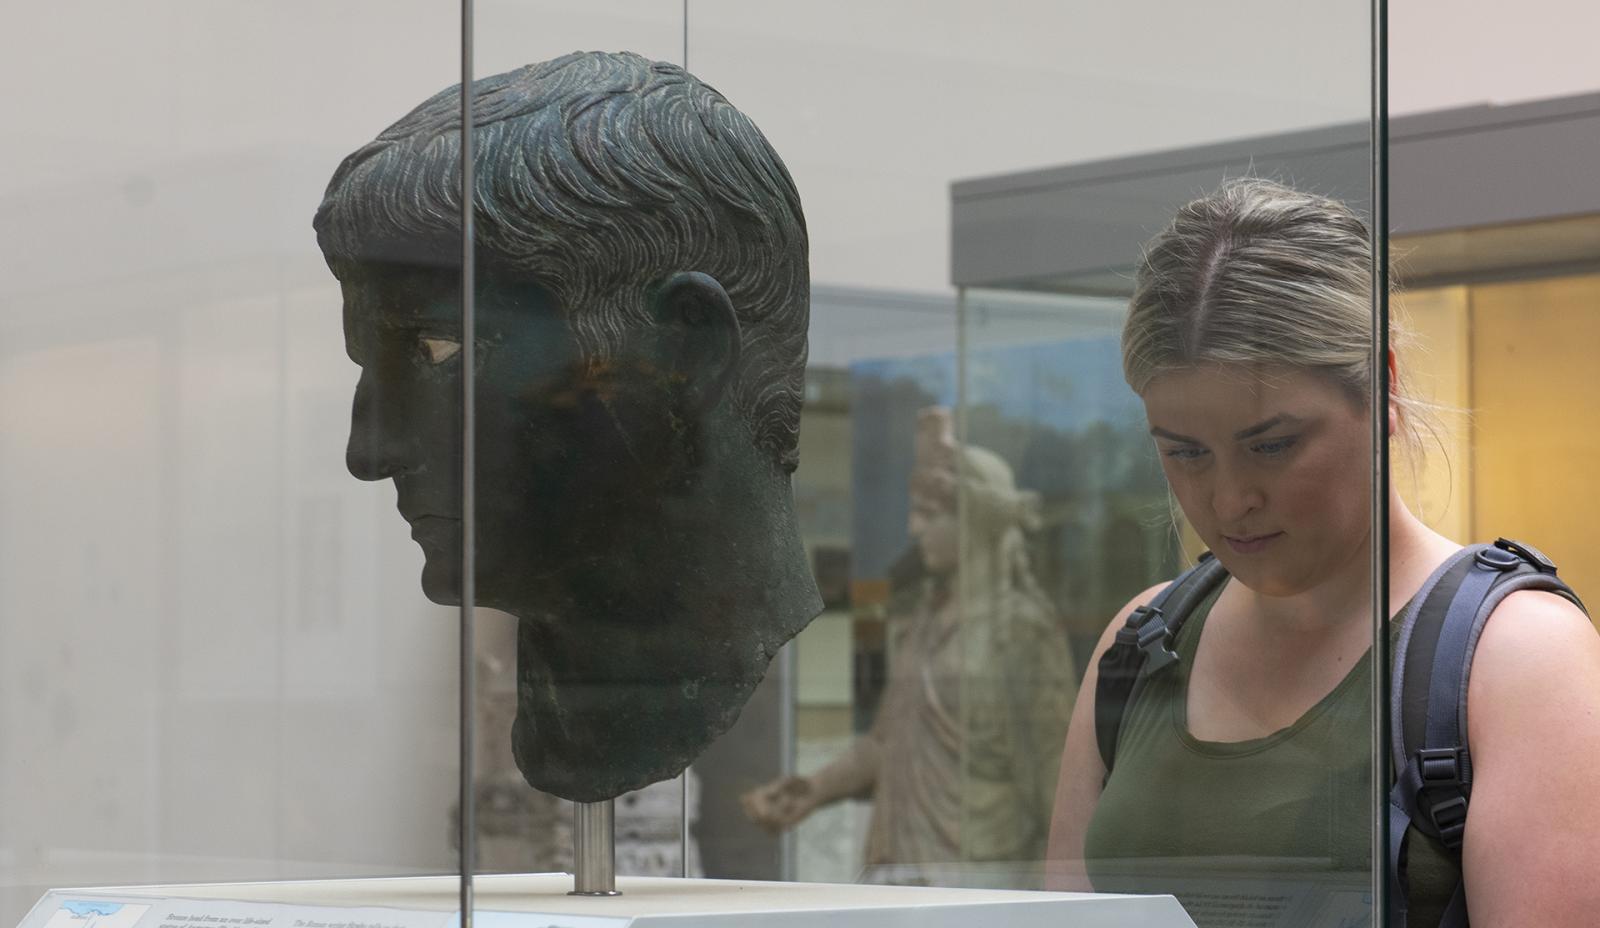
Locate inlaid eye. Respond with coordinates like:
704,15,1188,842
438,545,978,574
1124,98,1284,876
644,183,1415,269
419,336,461,364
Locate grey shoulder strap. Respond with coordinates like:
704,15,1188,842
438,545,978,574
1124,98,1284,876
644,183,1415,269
1388,538,1587,928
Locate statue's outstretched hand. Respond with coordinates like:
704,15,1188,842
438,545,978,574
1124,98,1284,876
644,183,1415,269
739,775,816,832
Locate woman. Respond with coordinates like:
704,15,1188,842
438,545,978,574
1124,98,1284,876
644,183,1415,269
1044,178,1600,927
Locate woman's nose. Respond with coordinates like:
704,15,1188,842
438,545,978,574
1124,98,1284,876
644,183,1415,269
1210,467,1264,522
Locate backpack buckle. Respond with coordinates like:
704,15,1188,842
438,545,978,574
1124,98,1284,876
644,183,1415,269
1416,747,1470,849
1475,545,1522,571
1417,746,1465,786
1124,605,1179,672
1428,795,1468,849
1493,537,1558,574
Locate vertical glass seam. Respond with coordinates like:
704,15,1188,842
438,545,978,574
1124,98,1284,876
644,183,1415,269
954,287,971,865
1371,0,1392,919
681,0,692,883
459,0,477,918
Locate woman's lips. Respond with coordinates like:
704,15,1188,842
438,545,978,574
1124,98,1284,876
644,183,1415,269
1223,532,1283,554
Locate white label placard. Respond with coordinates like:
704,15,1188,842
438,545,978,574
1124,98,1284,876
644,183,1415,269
453,911,629,928
25,896,630,928
41,899,153,928
25,896,455,928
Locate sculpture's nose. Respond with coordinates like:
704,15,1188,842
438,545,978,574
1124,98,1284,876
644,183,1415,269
346,368,406,481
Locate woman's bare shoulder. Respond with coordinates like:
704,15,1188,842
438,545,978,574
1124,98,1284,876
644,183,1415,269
1459,589,1600,922
1471,588,1598,704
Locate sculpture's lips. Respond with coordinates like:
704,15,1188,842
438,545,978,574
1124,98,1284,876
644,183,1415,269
407,514,461,539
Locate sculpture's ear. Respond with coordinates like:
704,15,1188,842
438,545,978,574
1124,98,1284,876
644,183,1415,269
649,271,742,412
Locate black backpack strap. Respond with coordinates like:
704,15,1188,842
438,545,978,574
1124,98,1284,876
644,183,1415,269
1388,538,1587,928
1095,552,1230,774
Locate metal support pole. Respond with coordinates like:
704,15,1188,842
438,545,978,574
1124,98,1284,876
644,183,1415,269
571,800,622,896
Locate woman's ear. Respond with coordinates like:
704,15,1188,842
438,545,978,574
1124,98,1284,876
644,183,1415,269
1386,348,1400,438
647,271,742,412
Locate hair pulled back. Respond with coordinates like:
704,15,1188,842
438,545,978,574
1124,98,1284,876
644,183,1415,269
1122,178,1374,402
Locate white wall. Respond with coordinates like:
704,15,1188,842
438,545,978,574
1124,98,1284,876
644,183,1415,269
687,0,1369,294
2,0,1374,300
1390,0,1600,115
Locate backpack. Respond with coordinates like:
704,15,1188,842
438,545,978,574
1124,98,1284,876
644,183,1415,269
1093,538,1587,928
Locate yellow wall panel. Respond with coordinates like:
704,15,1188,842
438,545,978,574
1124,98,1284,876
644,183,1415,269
1470,273,1600,610
1394,287,1473,542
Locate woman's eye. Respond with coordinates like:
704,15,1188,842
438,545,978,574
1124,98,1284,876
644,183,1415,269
1163,446,1207,462
1252,436,1299,456
418,336,462,364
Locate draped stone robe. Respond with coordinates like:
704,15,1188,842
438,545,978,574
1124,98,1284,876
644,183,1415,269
853,577,1076,888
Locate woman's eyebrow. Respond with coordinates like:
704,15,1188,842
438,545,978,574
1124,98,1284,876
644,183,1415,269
1233,414,1303,440
1149,414,1306,444
1149,426,1199,443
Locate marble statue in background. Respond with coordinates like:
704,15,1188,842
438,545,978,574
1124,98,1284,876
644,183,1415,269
741,408,1077,887
313,51,822,803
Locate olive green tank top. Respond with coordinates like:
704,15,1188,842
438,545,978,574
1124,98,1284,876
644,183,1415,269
1084,582,1455,928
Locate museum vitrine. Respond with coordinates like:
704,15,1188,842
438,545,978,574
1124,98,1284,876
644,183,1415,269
0,1,1405,927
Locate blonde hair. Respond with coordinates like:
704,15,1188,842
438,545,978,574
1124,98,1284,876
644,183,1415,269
1121,177,1432,460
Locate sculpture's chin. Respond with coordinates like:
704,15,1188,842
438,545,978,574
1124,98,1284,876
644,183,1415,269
511,662,761,803
418,560,464,607
514,730,703,804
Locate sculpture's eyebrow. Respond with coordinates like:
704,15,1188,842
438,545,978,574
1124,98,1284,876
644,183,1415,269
341,262,464,329
402,290,465,327
1150,414,1305,443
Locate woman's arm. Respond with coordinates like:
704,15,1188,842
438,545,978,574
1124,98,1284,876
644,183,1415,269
1461,589,1600,926
1043,583,1166,892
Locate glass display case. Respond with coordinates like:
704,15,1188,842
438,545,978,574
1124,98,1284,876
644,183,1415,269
0,1,1471,926
949,123,1378,918
1,3,467,922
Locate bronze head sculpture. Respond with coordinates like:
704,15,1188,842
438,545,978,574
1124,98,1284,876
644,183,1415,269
313,51,823,802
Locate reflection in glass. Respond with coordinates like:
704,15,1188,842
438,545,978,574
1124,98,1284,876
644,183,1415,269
743,406,1075,889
